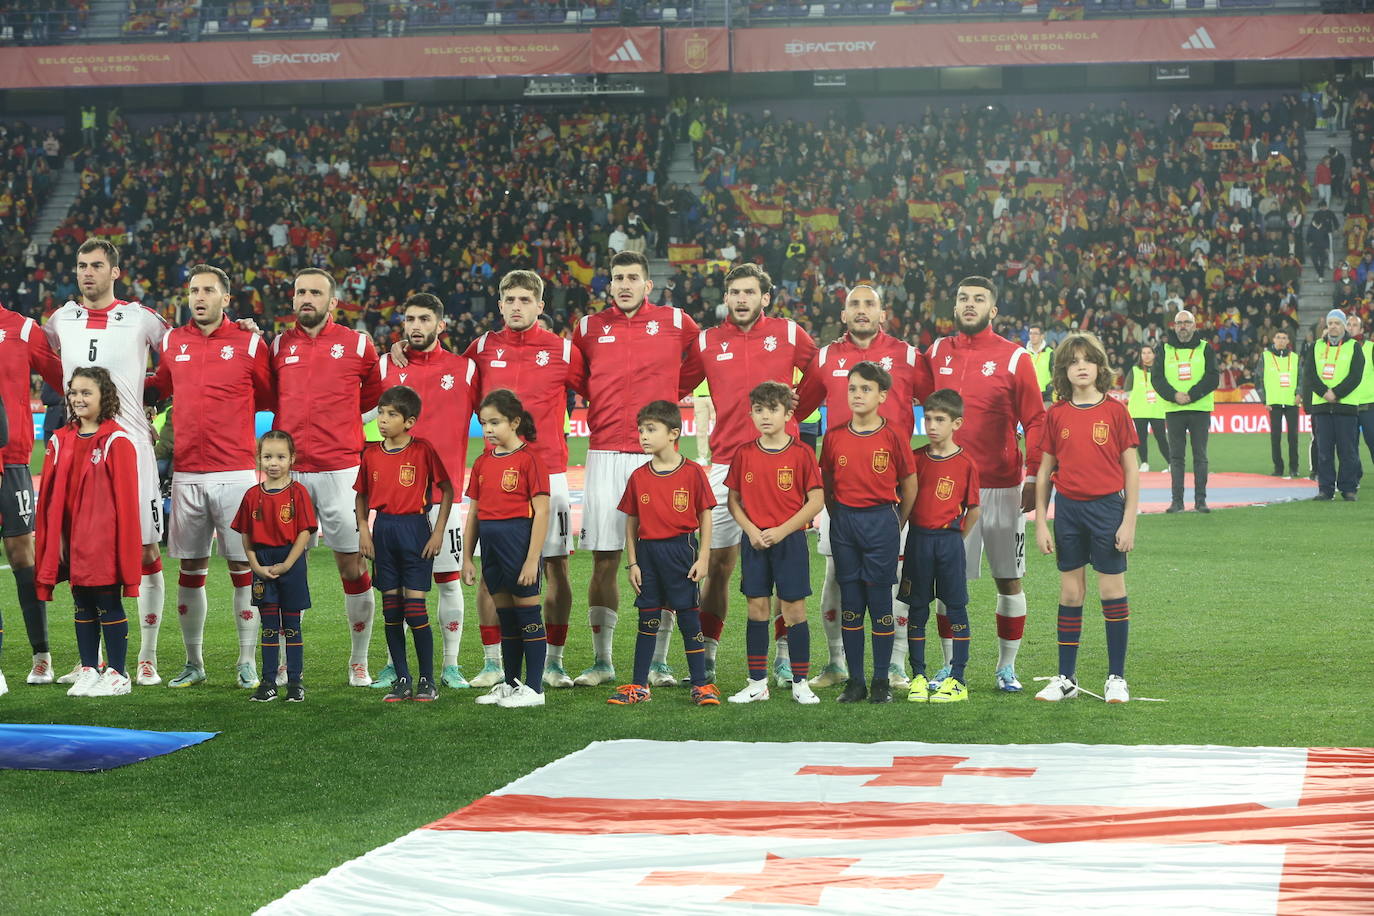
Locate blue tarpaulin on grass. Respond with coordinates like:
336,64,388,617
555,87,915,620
0,724,218,772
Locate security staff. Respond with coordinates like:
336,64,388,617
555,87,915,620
1260,329,1301,478
1152,309,1219,513
1304,309,1365,501
1346,315,1374,467
1125,345,1168,473
1027,323,1054,406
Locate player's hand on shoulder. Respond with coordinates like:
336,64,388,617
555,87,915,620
390,341,409,367
236,317,262,336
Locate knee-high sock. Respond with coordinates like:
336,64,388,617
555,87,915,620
907,602,931,676
496,607,521,686
1057,604,1083,679
700,609,725,667
936,599,953,665
260,605,282,681
820,558,843,664
1102,596,1130,678
838,579,866,679
996,592,1028,669
230,570,257,666
546,622,568,666
772,613,790,665
890,582,908,670
589,605,617,665
137,557,164,665
14,565,48,654
633,610,659,687
342,573,374,668
746,619,768,680
177,570,208,668
676,608,707,686
96,588,129,676
651,610,676,665
515,606,546,692
787,621,810,682
404,597,433,682
945,604,970,683
73,588,101,670
281,608,303,681
382,594,409,680
435,573,464,667
480,623,502,662
866,582,895,678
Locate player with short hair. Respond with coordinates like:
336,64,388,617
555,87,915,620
145,264,274,690
44,239,171,686
371,292,478,691
569,251,700,687
924,276,1046,693
679,262,818,683
270,267,383,686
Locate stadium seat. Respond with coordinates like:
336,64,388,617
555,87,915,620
660,6,676,18
203,20,218,33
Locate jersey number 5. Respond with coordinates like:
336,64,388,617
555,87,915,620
88,338,99,361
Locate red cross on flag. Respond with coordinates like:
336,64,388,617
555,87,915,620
261,741,1374,914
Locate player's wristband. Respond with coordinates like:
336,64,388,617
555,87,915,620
626,562,639,569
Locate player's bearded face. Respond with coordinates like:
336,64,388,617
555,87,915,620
954,286,995,335
404,309,440,350
293,286,331,328
610,270,650,313
727,282,767,328
842,290,883,339
76,258,117,302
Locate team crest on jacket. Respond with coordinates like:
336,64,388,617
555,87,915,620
440,373,454,390
646,320,660,336
279,501,295,523
1092,420,1110,446
535,350,550,366
763,335,777,352
880,356,893,371
981,360,997,376
673,488,690,512
501,468,519,492
330,343,345,359
220,345,234,360
872,449,890,473
90,447,102,464
936,476,955,501
776,467,794,491
400,463,417,487
0,329,7,342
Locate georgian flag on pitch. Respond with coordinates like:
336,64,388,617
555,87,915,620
262,741,1374,914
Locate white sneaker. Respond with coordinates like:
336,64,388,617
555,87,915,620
791,679,820,705
0,669,8,697
1140,462,1150,473
136,660,162,686
66,666,102,697
27,653,54,684
647,661,678,687
57,661,85,685
727,678,770,704
475,683,515,705
887,664,911,690
1035,675,1079,702
87,667,132,697
1105,675,1130,704
348,663,372,687
497,683,547,708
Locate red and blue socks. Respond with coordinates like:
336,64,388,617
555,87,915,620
632,609,658,687
787,620,810,682
382,594,410,681
944,604,970,683
260,604,281,679
745,618,768,681
404,597,433,683
1057,604,1083,679
515,606,546,693
839,580,866,679
675,607,707,686
867,582,894,679
281,608,303,683
1102,596,1129,678
85,587,127,675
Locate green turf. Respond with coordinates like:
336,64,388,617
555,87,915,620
3,433,1370,912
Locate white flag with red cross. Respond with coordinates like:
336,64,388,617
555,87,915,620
260,740,1374,915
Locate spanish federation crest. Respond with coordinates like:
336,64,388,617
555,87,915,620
763,335,778,352
279,501,295,522
936,475,955,501
646,320,660,336
501,468,519,492
330,343,345,359
399,463,417,487
535,350,550,366
981,360,997,377
672,488,690,512
872,449,891,473
684,33,709,70
220,345,234,360
1093,420,1110,446
776,466,794,491
441,374,454,390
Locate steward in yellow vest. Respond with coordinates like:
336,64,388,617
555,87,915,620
1260,329,1301,477
1150,310,1219,512
1303,310,1366,500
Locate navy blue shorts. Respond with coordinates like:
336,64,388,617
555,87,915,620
1054,492,1128,575
635,533,700,611
0,465,35,537
898,528,968,609
829,502,901,585
740,529,812,601
370,512,434,593
478,517,541,599
250,543,311,611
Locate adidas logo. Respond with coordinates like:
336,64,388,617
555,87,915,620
1180,26,1215,50
608,39,643,63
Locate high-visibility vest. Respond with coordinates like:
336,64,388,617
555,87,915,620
1262,350,1299,407
81,107,96,129
1127,366,1165,419
1163,343,1213,412
1313,338,1360,406
1030,346,1053,392
1349,340,1374,405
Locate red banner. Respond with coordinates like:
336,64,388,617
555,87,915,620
731,14,1374,71
0,27,659,88
665,27,729,74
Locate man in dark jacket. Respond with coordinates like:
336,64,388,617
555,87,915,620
1304,309,1366,501
1152,309,1220,513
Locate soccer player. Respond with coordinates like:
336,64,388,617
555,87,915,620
924,276,1046,692
144,264,273,690
796,283,931,689
372,293,478,691
607,400,718,707
270,267,383,685
1034,333,1139,703
899,389,980,704
569,251,699,687
463,272,586,688
355,385,454,703
725,382,824,705
44,240,170,686
679,263,817,683
1151,309,1218,513
820,362,916,704
0,296,63,685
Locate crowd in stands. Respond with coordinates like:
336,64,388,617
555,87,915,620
0,0,87,44
0,120,60,312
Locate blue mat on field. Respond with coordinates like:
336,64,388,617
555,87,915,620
0,724,217,772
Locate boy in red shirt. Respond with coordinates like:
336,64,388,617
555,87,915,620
355,385,454,703
898,389,981,704
1034,333,1139,705
820,362,916,704
725,382,824,705
608,400,718,707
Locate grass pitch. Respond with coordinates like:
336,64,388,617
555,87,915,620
2,433,1370,913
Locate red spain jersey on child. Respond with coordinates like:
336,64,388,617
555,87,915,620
354,437,450,515
231,481,319,547
820,421,915,508
466,445,550,520
618,458,716,540
1040,397,1138,500
724,437,822,529
911,445,981,530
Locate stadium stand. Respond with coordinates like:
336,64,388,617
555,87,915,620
0,120,61,312
0,0,89,44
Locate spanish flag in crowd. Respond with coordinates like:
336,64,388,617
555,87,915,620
565,255,595,286
797,208,840,232
908,200,942,222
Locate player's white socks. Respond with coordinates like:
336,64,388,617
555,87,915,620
231,572,257,666
589,605,617,664
343,577,375,667
650,610,675,664
996,592,1028,670
137,563,165,665
937,599,953,665
704,637,719,668
436,578,464,667
176,571,208,669
820,558,843,663
772,608,791,664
